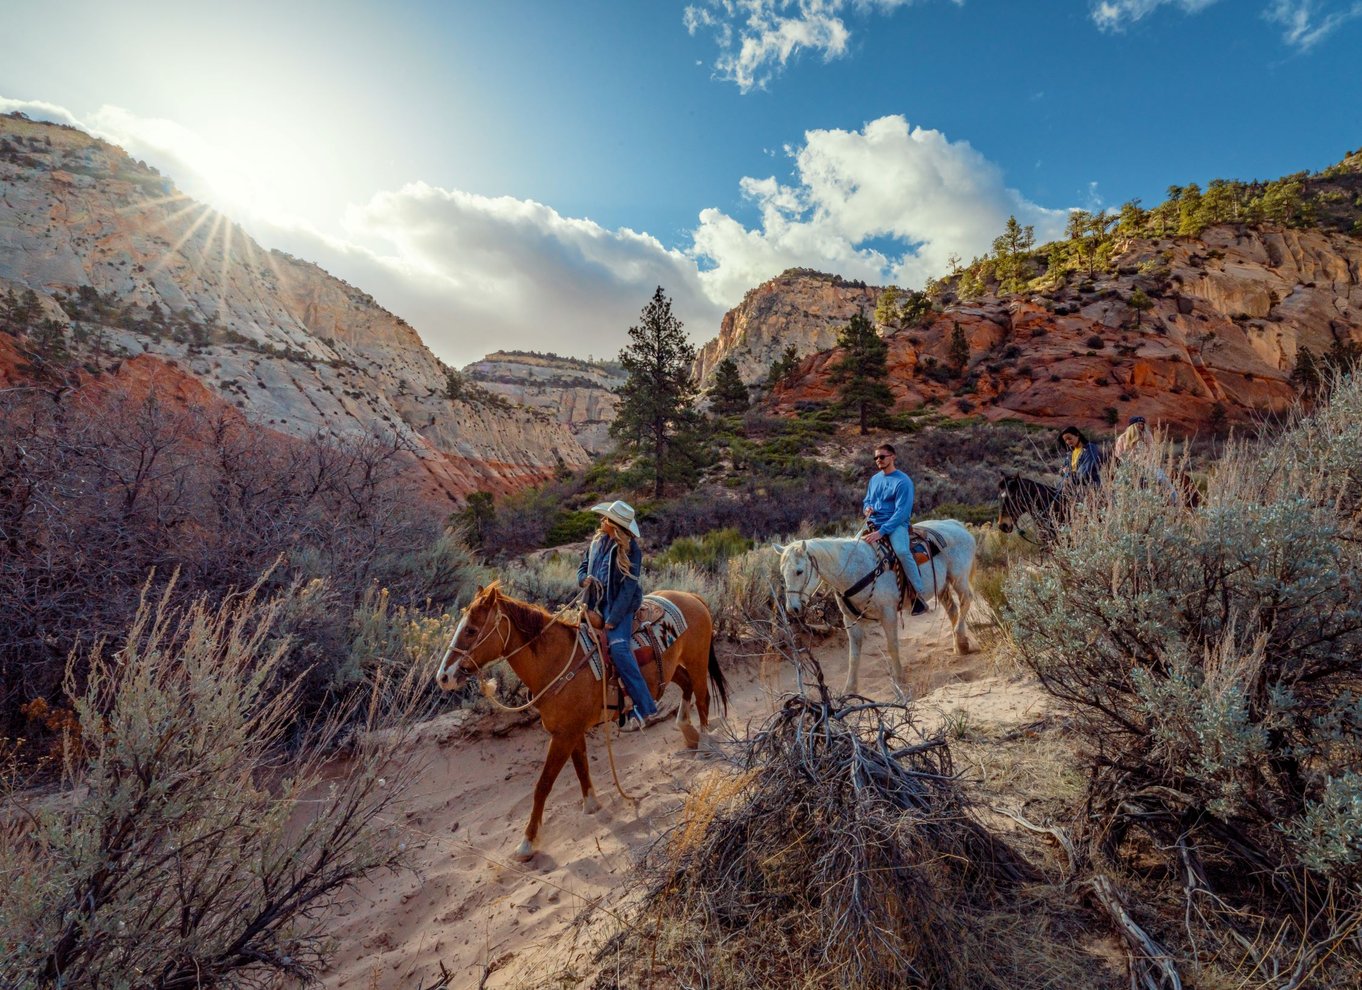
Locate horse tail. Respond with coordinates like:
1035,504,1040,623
707,639,730,715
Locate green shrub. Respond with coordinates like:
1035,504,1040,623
544,508,600,546
655,527,753,570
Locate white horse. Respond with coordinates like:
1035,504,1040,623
776,520,978,694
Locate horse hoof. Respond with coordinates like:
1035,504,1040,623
680,722,701,749
583,794,601,815
512,839,535,862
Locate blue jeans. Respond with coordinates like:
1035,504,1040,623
608,625,658,717
886,527,926,597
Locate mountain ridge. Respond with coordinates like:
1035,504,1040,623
0,112,590,501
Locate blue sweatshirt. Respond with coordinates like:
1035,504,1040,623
863,469,914,534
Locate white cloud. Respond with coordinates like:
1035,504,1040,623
0,95,726,367
3,98,1066,368
0,97,85,129
1091,0,1361,47
684,0,957,93
690,115,1066,300
1090,0,1218,31
1264,0,1362,48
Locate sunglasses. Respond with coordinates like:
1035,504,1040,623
873,454,890,462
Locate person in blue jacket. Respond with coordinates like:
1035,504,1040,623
577,500,658,730
862,444,928,616
1058,425,1104,492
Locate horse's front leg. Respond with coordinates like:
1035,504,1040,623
844,620,865,694
571,738,599,815
516,732,574,861
882,609,905,692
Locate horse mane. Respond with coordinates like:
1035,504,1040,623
480,581,575,638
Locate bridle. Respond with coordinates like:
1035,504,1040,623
440,607,513,684
999,480,1056,547
437,596,587,711
782,543,824,612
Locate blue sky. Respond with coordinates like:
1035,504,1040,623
3,0,1360,365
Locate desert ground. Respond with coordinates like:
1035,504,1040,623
319,605,1053,990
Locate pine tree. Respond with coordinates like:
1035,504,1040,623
765,343,800,388
610,287,699,497
454,491,496,549
1128,288,1154,329
828,310,893,435
874,287,903,328
949,321,970,373
991,215,1035,293
708,357,750,416
1290,346,1322,398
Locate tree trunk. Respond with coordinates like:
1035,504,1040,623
859,402,868,436
653,422,665,498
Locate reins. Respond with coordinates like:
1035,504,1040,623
445,599,585,714
444,592,648,804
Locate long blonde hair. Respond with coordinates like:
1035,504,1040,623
599,518,636,576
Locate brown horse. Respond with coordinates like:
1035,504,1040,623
434,582,728,861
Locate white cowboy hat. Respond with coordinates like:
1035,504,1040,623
589,499,641,538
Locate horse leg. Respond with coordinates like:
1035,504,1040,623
844,620,865,694
672,666,694,728
951,572,974,655
515,732,574,861
882,609,905,693
570,739,599,815
939,583,962,651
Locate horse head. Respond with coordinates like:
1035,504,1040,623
997,474,1022,533
776,541,818,616
435,582,511,692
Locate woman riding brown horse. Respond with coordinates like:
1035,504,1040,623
434,582,728,861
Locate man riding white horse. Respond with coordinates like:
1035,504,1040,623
861,443,928,616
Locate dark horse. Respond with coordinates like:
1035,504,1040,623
996,474,1068,544
998,468,1202,545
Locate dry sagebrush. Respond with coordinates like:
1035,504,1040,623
1004,375,1362,985
592,649,1097,990
0,581,422,989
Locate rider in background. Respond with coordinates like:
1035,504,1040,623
861,444,928,616
577,500,658,731
1113,414,1178,503
1058,425,1103,494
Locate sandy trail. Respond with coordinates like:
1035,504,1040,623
319,605,1050,990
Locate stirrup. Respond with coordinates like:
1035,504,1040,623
910,598,928,616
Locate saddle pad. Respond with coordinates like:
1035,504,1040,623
910,525,948,557
577,594,688,681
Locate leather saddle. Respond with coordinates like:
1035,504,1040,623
582,603,668,723
845,526,946,616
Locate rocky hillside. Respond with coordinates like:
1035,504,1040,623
768,224,1361,432
462,350,625,453
692,269,878,386
0,112,589,502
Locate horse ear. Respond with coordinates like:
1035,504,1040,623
475,583,484,595
772,543,787,554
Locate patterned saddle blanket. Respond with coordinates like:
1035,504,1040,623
843,526,948,616
576,594,688,687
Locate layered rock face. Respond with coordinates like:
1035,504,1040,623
693,269,879,385
707,228,1360,433
463,351,625,453
0,113,588,502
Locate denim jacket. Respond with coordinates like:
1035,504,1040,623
1061,443,1104,487
577,533,643,630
